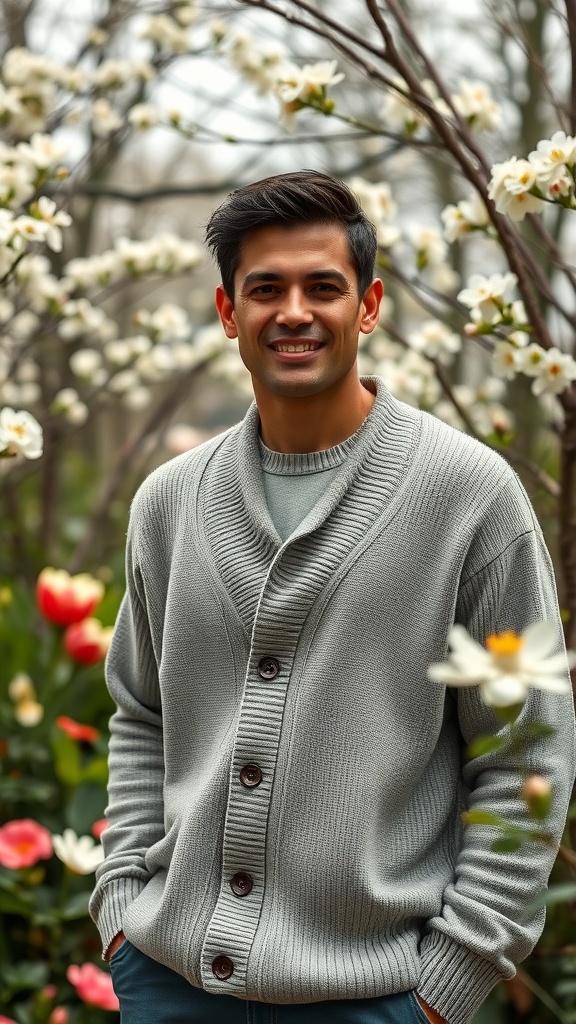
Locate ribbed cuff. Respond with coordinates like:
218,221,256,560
91,876,146,959
417,931,510,1024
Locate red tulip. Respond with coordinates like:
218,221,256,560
37,568,103,627
63,618,113,665
56,716,100,743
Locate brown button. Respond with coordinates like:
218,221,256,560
212,955,234,979
239,763,263,788
230,871,253,897
258,656,280,680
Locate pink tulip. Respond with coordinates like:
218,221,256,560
0,819,52,869
37,568,103,626
0,1015,18,1024
56,715,100,743
66,963,119,1011
49,1009,69,1024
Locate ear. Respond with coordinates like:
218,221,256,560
215,285,238,339
359,277,384,335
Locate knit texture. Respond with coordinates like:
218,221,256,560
90,378,576,1024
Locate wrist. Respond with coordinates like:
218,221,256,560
416,993,447,1024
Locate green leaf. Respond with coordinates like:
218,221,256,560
522,723,557,739
67,781,107,835
0,889,35,915
3,961,49,994
52,731,81,786
529,882,576,912
62,890,91,919
491,835,524,853
463,810,507,827
467,735,505,758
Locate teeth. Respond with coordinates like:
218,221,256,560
274,343,320,353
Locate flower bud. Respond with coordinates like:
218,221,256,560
521,775,552,819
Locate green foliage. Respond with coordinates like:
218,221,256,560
0,580,120,1022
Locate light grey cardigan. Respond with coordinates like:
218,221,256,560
90,378,576,1024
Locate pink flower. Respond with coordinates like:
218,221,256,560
0,1016,18,1024
91,817,108,839
66,964,119,1011
0,819,53,869
49,1009,69,1024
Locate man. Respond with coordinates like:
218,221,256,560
90,171,576,1024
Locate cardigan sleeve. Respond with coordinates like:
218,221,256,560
416,500,576,1024
88,517,165,957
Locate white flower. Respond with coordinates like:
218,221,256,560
529,348,576,396
381,75,427,134
452,80,501,131
529,130,576,173
349,177,399,247
69,348,102,379
492,340,521,380
441,193,489,242
122,385,151,410
14,699,44,726
0,407,43,459
30,197,72,253
518,342,547,378
488,158,546,221
409,225,447,267
128,104,160,130
408,320,461,364
17,133,68,171
91,98,123,137
141,14,190,54
52,829,104,874
457,272,517,323
428,622,575,707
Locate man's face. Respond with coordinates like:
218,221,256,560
215,222,382,400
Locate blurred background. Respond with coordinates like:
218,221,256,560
0,1,575,1022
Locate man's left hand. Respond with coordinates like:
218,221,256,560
415,993,447,1024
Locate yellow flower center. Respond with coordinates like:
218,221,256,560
486,631,523,655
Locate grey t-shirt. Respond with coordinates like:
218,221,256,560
259,427,363,542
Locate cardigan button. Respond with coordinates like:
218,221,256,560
258,656,280,679
240,763,263,788
230,871,253,897
212,955,234,979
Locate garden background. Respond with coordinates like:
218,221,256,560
1,0,576,1021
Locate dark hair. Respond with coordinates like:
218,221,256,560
204,170,377,298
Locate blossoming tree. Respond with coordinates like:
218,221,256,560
2,0,576,1020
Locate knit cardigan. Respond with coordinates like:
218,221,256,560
90,378,576,1024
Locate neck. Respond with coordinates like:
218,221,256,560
255,374,376,454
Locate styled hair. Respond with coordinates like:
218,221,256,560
204,170,377,298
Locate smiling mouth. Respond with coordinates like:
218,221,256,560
270,342,325,353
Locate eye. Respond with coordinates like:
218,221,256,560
250,284,278,295
311,282,340,294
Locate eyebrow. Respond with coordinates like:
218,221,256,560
241,270,350,289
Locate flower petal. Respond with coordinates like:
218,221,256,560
521,621,558,660
481,676,528,707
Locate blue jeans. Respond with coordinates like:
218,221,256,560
110,941,430,1024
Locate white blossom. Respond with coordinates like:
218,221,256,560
458,272,517,323
128,104,161,130
0,407,43,459
91,98,123,137
488,157,546,221
441,192,490,242
69,348,103,379
452,80,501,131
29,196,72,252
408,320,461,364
17,133,68,171
492,340,521,380
141,14,191,54
52,829,104,874
428,622,574,708
529,348,576,396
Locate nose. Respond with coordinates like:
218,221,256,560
275,286,314,328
